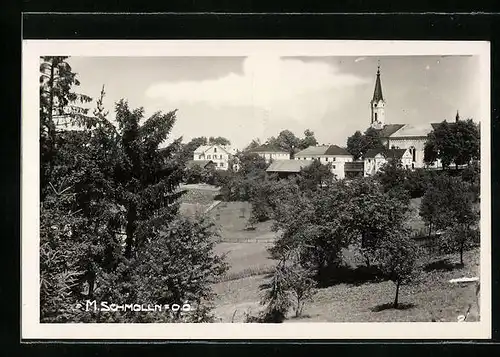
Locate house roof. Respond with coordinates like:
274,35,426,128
193,144,233,155
266,160,312,173
295,145,352,157
324,145,352,156
250,144,288,153
186,160,214,169
344,162,364,171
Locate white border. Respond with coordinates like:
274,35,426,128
22,40,491,340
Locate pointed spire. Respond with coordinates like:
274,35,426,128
372,65,384,103
455,110,460,122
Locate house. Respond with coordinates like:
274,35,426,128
266,159,313,179
193,144,236,171
294,145,354,179
363,148,413,176
249,144,290,163
367,66,444,169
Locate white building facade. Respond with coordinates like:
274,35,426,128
294,145,354,179
363,148,413,176
193,144,236,171
250,145,290,163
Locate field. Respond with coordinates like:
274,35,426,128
213,249,480,323
179,188,481,323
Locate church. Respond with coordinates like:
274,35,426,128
366,66,449,170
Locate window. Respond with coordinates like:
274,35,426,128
325,157,328,161
412,163,415,169
374,112,378,121
333,165,336,169
332,157,336,161
220,154,223,159
220,162,224,167
198,155,202,160
214,148,217,153
207,155,211,159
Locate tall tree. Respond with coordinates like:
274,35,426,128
375,231,421,309
208,136,231,146
40,56,93,199
297,159,334,192
299,129,318,150
244,138,262,152
346,128,385,160
268,130,301,159
345,177,410,267
424,119,479,169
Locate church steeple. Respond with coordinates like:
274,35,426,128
372,65,384,103
455,110,460,122
370,65,386,129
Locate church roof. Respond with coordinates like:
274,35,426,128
266,159,312,173
389,123,434,138
295,145,352,157
377,124,406,137
371,67,384,103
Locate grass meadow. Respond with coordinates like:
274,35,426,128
180,187,480,323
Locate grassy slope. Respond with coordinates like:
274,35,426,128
213,248,480,323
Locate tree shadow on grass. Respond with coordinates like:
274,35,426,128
370,302,417,312
423,258,464,272
317,265,386,288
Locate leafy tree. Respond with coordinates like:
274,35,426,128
346,130,365,160
424,119,479,169
298,129,318,150
248,178,300,225
258,262,292,323
208,136,231,146
345,177,410,267
243,138,262,152
267,130,301,159
271,182,354,283
346,128,385,160
375,231,421,309
419,175,474,237
40,56,93,199
40,78,227,322
258,247,316,322
284,249,317,318
133,215,228,322
185,164,203,184
297,159,334,192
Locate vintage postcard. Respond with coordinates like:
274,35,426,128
22,40,491,339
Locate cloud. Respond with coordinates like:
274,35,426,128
425,65,431,70
145,56,368,111
354,57,366,63
146,56,370,149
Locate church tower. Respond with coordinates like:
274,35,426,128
370,66,386,129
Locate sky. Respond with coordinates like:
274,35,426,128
66,55,481,150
